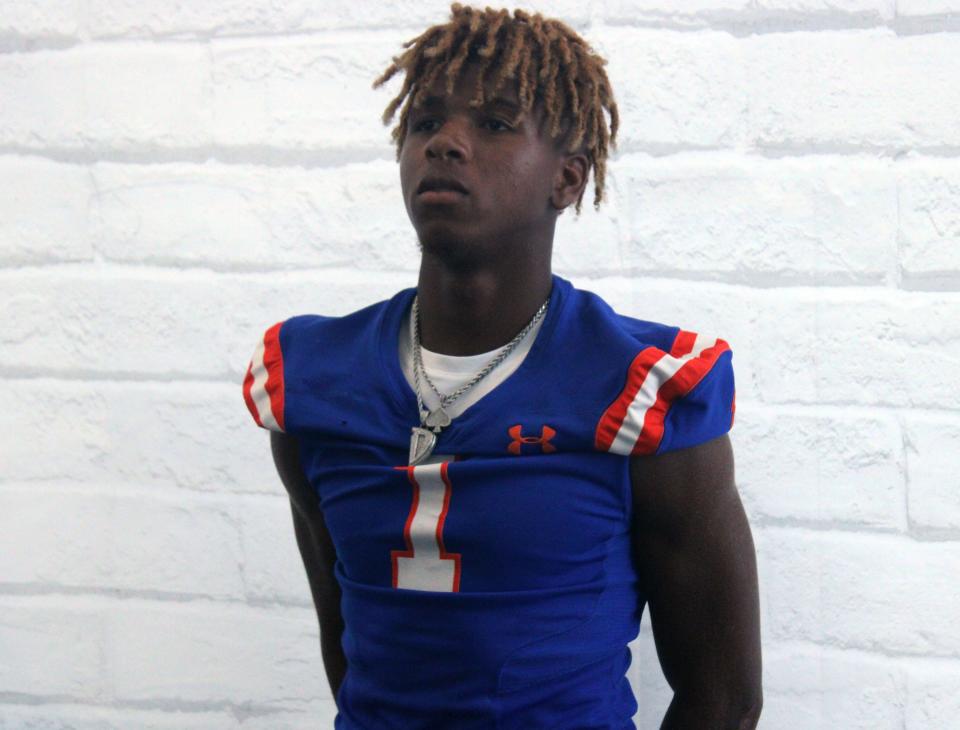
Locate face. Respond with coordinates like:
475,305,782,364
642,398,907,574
399,61,572,265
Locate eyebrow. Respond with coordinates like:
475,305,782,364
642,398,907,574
418,95,521,114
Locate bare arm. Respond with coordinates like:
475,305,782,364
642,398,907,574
270,430,347,704
630,434,762,729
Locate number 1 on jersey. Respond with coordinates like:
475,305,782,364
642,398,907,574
391,460,462,592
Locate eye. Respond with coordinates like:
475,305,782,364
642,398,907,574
482,118,512,132
411,118,441,133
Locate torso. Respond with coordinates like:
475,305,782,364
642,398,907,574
244,273,735,729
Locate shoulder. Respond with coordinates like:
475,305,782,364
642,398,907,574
567,284,736,458
241,313,339,433
561,280,686,353
270,430,322,516
240,290,413,434
629,431,735,523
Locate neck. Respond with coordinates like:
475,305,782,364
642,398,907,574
415,256,553,356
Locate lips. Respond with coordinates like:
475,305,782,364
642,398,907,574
416,176,469,195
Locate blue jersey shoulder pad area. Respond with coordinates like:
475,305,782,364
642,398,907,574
588,299,736,457
656,344,735,454
241,319,288,433
278,301,396,440
241,280,735,456
241,295,395,439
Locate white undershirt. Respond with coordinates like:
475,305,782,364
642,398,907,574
398,302,545,419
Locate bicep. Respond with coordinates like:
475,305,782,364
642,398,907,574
289,497,338,593
271,430,320,517
270,432,339,598
630,435,761,708
278,444,347,698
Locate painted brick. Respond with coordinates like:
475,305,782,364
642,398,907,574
897,157,960,290
605,1,895,28
905,662,960,729
87,0,317,38
0,380,282,495
904,414,960,533
552,166,625,275
896,1,960,16
0,486,112,587
0,1,81,44
108,600,326,704
0,156,93,265
235,700,339,729
86,0,589,39
83,43,212,150
211,33,399,155
614,0,893,14
753,0,894,17
0,485,245,599
0,49,84,149
90,160,414,272
734,404,905,530
0,598,107,699
627,617,672,730
620,152,897,284
750,289,960,409
761,643,906,729
745,30,960,150
761,528,960,656
0,269,412,378
237,494,314,605
0,44,210,151
596,28,747,151
595,28,960,153
604,0,751,26
0,706,235,730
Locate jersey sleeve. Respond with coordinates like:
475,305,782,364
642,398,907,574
594,329,735,456
655,335,735,454
241,320,287,433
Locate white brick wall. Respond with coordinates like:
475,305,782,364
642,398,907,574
2,1,958,727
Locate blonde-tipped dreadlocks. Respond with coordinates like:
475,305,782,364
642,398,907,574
372,3,619,214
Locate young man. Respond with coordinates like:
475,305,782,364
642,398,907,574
243,4,762,728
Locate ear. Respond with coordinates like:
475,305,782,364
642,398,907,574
550,153,589,212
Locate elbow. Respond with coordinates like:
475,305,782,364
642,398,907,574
731,693,763,730
665,689,762,729
722,670,763,729
710,688,764,729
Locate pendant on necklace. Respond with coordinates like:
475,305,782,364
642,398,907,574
409,426,437,466
424,406,451,433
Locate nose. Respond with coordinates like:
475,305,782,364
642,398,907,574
424,118,471,162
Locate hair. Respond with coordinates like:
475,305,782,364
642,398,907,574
372,3,619,214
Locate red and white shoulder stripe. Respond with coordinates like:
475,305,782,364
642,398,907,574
242,321,286,433
594,329,730,456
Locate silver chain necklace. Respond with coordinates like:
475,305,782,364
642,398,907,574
408,294,549,465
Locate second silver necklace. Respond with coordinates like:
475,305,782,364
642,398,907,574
408,295,549,465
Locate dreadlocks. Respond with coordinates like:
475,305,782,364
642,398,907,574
372,3,619,214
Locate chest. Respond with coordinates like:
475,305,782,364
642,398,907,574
299,441,632,594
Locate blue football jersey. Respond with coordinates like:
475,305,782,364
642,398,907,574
242,274,735,729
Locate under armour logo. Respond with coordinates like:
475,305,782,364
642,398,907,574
507,424,557,455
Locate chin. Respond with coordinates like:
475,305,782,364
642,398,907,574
415,226,488,268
